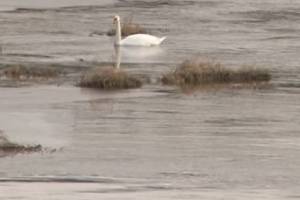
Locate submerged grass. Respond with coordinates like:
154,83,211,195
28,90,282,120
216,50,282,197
0,131,42,157
0,65,62,80
162,59,271,87
78,67,143,90
107,16,147,37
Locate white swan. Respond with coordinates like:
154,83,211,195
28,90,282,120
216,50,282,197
113,15,166,47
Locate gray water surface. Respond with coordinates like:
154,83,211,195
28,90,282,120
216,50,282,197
1,0,300,199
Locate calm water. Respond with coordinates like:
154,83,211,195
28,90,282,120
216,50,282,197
1,0,300,199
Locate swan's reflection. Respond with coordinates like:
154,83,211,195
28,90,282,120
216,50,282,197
113,45,121,69
121,46,163,58
113,45,164,66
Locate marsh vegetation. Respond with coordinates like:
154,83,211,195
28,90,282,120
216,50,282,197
0,131,42,157
107,16,147,37
78,67,143,89
162,59,271,87
0,65,62,80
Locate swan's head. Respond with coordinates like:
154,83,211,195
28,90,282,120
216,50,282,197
113,15,120,24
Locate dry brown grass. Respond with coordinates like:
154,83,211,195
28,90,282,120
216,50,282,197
107,16,147,37
0,65,61,80
162,59,271,86
78,67,143,90
0,132,42,157
0,142,42,156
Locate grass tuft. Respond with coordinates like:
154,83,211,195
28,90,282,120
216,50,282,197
0,65,61,80
0,132,42,157
78,67,143,90
107,16,147,37
162,59,271,86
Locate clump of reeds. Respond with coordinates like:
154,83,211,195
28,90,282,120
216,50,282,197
162,59,271,86
107,16,147,37
0,132,42,157
78,67,143,90
0,65,61,80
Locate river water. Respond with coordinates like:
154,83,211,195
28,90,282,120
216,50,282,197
0,0,300,199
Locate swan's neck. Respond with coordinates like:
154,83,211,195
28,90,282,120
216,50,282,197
115,19,121,46
114,46,121,69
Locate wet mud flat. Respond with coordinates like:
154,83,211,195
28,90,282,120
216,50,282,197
1,0,300,199
1,182,299,200
0,77,300,199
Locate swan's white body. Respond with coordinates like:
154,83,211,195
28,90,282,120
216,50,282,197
113,15,166,47
120,34,166,46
